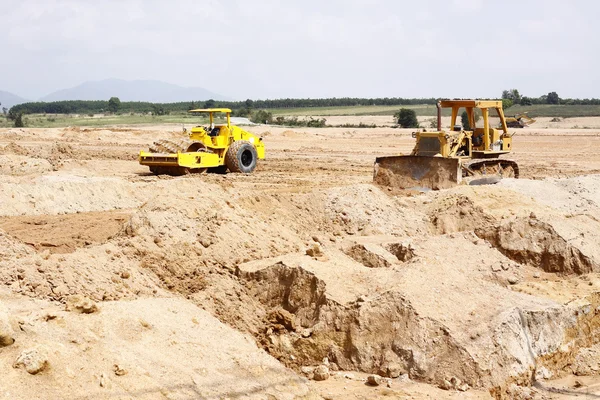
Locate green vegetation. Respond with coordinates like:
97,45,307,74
11,88,600,118
250,110,273,124
501,89,521,104
266,105,408,116
503,104,600,117
151,104,167,116
108,97,121,113
0,112,208,128
4,103,600,129
395,108,419,128
546,91,560,105
5,88,600,129
332,122,377,128
7,109,24,127
249,109,326,127
273,116,326,127
10,98,441,116
461,111,470,130
502,99,513,109
460,110,480,131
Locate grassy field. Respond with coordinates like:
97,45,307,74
3,104,600,128
269,104,600,118
503,104,600,117
0,113,208,128
266,105,411,116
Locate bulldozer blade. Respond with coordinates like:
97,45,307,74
373,156,462,190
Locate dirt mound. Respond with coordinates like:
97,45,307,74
0,155,53,176
428,194,495,234
343,243,394,268
571,343,600,376
46,142,77,167
0,211,129,254
500,175,600,215
0,175,145,216
3,120,600,399
476,214,598,275
0,294,310,399
423,185,600,276
0,142,30,156
326,185,428,236
237,231,600,398
0,230,35,261
140,242,208,293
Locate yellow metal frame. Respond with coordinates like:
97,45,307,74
411,100,513,159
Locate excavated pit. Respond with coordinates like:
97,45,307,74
239,254,600,399
342,241,416,268
234,184,600,398
342,244,393,268
385,242,416,262
475,215,599,275
238,262,482,387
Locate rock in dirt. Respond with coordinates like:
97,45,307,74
440,376,470,392
439,379,453,391
113,364,128,376
0,302,15,347
306,243,323,258
65,295,99,314
267,308,296,331
507,276,520,285
382,364,403,378
312,365,329,381
14,347,49,374
367,374,382,386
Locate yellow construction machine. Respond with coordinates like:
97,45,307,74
374,100,519,190
139,108,265,175
505,112,536,128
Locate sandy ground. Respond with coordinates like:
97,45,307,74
1,118,600,399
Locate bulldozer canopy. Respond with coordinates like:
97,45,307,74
439,100,503,109
188,108,232,113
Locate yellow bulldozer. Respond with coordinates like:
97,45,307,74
505,112,536,128
139,108,265,175
374,100,519,190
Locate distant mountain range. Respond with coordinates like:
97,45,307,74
0,90,30,109
1,79,228,108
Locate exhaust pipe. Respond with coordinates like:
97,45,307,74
436,101,441,131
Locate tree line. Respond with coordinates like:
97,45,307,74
8,91,600,117
501,89,600,107
7,97,440,115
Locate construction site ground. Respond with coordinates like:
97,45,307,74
1,117,600,399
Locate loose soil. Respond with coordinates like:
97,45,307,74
1,119,600,399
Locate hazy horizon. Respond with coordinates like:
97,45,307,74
2,0,599,101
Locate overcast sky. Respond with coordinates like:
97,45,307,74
2,0,599,100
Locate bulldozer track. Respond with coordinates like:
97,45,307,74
463,158,520,179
